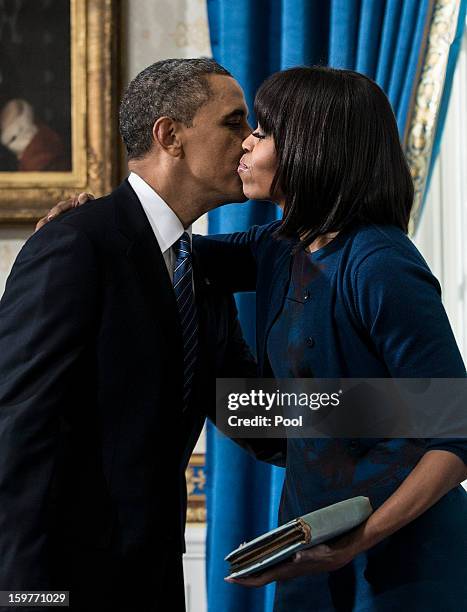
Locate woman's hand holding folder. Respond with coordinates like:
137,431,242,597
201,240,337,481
225,527,363,587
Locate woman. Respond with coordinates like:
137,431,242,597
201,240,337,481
196,67,467,611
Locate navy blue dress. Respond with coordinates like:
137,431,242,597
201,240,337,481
195,222,467,611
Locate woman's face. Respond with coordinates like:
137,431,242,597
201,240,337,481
237,126,283,204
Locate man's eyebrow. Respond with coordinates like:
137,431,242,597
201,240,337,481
222,108,248,120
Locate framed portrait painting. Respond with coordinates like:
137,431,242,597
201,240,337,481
0,0,120,222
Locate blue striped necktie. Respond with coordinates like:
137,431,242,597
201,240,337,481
173,232,198,411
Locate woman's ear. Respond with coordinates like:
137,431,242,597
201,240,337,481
152,116,183,157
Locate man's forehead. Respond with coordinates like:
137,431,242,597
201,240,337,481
205,74,248,112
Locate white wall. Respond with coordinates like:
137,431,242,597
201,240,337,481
0,227,31,295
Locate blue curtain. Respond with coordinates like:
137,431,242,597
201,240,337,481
206,2,466,611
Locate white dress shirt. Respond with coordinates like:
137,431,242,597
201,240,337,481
127,171,192,282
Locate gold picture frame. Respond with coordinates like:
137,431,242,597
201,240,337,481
0,0,120,223
405,0,462,234
186,453,206,524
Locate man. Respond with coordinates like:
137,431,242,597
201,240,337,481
0,58,282,611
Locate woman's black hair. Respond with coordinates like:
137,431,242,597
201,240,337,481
254,66,414,248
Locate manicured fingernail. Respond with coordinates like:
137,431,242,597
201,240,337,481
47,213,57,221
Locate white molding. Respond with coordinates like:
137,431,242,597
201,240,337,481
183,525,207,612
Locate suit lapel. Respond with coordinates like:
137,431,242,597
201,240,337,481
114,180,184,394
125,232,182,342
192,248,207,311
191,248,211,394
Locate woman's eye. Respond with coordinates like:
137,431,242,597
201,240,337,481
251,131,266,140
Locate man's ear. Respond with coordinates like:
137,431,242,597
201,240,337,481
152,116,183,157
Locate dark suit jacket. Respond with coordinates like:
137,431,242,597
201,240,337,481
0,180,281,611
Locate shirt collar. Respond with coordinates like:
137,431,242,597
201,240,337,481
127,171,192,254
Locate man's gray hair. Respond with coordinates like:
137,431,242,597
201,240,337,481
119,57,232,159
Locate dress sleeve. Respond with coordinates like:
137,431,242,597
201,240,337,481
193,221,281,293
352,245,467,465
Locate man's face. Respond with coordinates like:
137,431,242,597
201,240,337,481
179,75,251,205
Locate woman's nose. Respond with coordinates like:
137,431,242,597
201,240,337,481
242,133,254,152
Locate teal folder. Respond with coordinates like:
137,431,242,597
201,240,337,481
225,496,373,578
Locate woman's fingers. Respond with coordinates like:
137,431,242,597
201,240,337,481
34,216,49,232
293,544,332,563
225,563,297,587
34,200,72,232
47,199,75,220
47,192,95,218
225,557,300,587
34,192,95,232
224,543,352,588
77,192,95,204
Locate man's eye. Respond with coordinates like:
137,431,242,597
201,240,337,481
226,122,242,129
251,131,266,140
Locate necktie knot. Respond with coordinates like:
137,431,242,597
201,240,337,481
174,232,192,260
